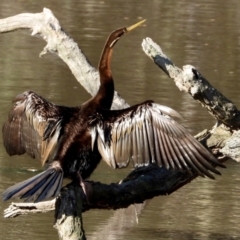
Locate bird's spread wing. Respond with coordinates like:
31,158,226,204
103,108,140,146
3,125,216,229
2,91,63,166
91,101,224,179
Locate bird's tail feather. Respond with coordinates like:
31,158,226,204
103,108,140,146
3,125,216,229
2,167,63,203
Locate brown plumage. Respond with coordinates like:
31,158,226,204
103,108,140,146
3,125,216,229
2,20,225,203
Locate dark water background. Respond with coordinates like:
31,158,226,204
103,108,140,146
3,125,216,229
0,1,240,239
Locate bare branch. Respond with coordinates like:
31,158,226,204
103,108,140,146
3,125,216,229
0,8,129,110
54,184,86,240
142,38,240,129
220,130,240,162
4,166,189,218
4,199,56,218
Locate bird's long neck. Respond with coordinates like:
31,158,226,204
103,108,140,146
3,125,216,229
86,21,143,111
96,45,114,109
92,31,121,110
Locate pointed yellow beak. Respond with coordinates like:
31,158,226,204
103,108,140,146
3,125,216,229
126,19,146,32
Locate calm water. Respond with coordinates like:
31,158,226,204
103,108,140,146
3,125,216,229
0,1,240,240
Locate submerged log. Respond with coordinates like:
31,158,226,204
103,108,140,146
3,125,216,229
1,8,239,240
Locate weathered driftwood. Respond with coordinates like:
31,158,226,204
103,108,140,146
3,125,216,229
142,38,240,129
0,8,128,111
4,166,189,218
54,167,189,240
54,184,86,240
4,199,56,218
1,8,239,240
4,166,190,240
142,37,240,161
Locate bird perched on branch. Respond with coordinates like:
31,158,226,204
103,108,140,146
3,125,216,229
2,19,225,203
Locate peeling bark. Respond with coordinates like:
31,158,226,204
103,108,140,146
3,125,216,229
54,184,86,240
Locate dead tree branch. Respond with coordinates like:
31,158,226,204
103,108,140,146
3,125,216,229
1,9,238,240
0,8,128,110
142,37,240,129
142,37,240,161
4,166,189,218
3,199,56,218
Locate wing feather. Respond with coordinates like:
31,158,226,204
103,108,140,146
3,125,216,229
142,120,150,164
166,135,182,169
131,125,138,166
2,91,64,166
92,101,225,178
160,130,173,168
145,117,156,163
136,129,142,166
153,122,163,166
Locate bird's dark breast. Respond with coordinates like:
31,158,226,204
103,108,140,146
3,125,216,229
62,147,101,180
56,114,101,180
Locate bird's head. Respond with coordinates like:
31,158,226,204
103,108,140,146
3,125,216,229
108,19,146,48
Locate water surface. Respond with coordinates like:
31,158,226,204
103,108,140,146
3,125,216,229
0,1,240,239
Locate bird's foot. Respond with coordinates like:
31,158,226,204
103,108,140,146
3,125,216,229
77,172,93,203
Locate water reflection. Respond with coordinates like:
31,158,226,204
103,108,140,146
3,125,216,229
0,0,240,239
